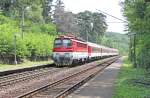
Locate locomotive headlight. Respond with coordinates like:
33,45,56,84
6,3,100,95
53,53,57,57
65,53,70,57
55,53,59,56
53,53,59,60
64,53,73,59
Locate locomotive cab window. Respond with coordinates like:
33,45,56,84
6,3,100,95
54,39,62,47
54,39,72,48
63,39,72,47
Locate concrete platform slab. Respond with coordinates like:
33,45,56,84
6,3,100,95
67,58,122,98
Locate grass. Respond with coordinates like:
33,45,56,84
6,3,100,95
0,60,53,72
113,57,150,98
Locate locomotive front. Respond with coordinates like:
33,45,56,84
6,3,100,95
52,37,73,66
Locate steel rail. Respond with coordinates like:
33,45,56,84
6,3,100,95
17,56,119,98
0,68,59,87
0,69,49,89
55,58,117,98
0,63,54,77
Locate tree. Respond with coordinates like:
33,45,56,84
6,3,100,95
42,0,53,23
0,0,46,23
53,0,65,32
52,0,80,35
77,11,93,41
123,0,150,68
0,0,12,16
62,12,79,33
76,11,107,43
92,12,107,43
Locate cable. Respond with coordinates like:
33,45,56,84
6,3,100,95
96,9,128,23
107,22,125,23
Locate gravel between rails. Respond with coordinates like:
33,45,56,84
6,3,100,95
0,61,96,98
0,67,68,97
0,67,66,90
0,57,117,98
32,65,104,98
17,57,118,98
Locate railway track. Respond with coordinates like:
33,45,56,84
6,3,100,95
0,64,56,89
0,63,54,77
15,56,119,98
0,67,65,89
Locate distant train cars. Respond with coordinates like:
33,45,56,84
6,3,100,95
52,35,119,66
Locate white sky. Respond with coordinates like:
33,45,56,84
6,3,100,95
62,0,126,34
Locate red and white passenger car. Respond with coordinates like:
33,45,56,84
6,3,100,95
52,35,118,66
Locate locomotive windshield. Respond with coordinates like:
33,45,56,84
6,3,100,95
54,39,62,47
54,39,72,48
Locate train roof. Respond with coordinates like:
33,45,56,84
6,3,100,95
56,35,118,51
87,42,107,48
57,35,86,42
87,42,118,51
56,35,87,44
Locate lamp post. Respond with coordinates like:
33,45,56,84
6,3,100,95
14,34,17,65
14,33,20,65
90,23,93,30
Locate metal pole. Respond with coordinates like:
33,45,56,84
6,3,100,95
86,31,88,42
133,34,136,67
14,34,17,64
86,29,88,52
10,0,14,18
21,6,25,39
126,33,136,63
129,35,133,62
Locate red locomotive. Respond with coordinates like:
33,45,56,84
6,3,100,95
52,35,118,66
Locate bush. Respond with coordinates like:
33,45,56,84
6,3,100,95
24,33,55,58
0,15,56,64
137,34,150,68
30,23,57,35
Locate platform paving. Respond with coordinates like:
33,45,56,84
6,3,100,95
67,58,122,98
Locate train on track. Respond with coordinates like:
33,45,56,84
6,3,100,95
52,35,119,66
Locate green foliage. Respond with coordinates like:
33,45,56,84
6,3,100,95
0,0,54,23
123,0,150,68
101,32,129,55
0,0,57,64
136,34,150,68
77,11,107,43
0,32,28,58
26,3,44,23
42,0,53,23
30,23,56,35
24,33,55,57
0,15,56,64
113,57,150,98
0,15,22,57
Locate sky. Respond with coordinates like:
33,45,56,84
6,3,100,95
62,0,126,34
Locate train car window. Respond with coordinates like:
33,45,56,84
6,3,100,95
77,42,87,48
54,39,62,47
93,47,97,52
63,39,72,47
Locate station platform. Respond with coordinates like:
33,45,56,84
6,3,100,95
67,58,122,98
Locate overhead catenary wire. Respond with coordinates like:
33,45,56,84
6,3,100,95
96,9,128,23
107,22,126,23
